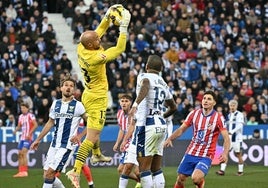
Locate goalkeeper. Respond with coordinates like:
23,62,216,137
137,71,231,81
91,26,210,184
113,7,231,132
67,4,131,188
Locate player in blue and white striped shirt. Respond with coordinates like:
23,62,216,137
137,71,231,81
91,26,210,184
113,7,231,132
216,99,245,176
31,75,88,188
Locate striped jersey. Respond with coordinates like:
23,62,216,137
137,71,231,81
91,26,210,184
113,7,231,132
117,109,130,150
18,112,36,141
49,98,85,150
184,108,227,159
135,73,173,127
227,110,244,142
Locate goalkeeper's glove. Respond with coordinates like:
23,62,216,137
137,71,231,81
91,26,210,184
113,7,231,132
104,4,123,22
119,9,131,34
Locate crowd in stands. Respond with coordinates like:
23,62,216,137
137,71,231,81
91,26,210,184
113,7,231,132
1,0,268,127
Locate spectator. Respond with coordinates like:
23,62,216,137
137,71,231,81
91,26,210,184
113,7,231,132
247,116,258,125
251,129,261,139
62,1,75,28
247,103,261,123
58,53,73,72
73,21,84,43
5,114,16,127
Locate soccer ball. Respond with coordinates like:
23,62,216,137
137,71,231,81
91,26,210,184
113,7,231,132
109,5,124,26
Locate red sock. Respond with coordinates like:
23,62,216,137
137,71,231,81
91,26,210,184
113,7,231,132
21,166,28,172
82,165,93,183
174,184,184,188
18,166,23,172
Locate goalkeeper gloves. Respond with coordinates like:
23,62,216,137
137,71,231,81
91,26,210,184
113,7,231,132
119,9,131,34
104,4,123,22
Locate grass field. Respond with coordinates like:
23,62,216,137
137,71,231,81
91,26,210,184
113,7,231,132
0,165,267,188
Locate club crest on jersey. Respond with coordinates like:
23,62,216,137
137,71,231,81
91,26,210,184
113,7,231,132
68,106,75,112
207,123,213,130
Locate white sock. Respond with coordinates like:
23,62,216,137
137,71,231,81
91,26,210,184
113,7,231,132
152,170,165,188
119,174,129,188
220,163,227,171
140,171,153,188
53,177,65,188
238,164,244,172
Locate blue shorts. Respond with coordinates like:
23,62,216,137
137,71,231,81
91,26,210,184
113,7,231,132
18,140,32,150
178,154,212,176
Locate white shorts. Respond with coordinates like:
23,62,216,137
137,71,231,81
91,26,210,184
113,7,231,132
135,124,166,157
43,146,72,172
120,149,139,166
230,141,242,153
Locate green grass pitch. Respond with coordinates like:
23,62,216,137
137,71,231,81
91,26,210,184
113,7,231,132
0,165,267,188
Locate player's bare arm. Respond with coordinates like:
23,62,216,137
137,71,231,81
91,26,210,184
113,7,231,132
30,118,55,150
135,78,150,105
113,129,124,152
219,129,231,163
164,123,188,148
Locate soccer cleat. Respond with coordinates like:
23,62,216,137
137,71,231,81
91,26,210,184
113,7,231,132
13,171,28,177
66,169,80,188
135,182,142,188
90,154,112,164
216,170,225,176
236,172,244,176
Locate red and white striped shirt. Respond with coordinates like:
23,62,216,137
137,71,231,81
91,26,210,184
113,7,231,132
117,109,130,150
117,109,128,133
18,112,36,141
184,109,227,159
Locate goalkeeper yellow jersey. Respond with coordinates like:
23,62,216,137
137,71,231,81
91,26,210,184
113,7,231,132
77,19,127,97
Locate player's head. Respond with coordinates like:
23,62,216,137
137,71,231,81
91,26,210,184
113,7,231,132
80,31,101,50
119,93,132,111
228,99,238,113
202,90,217,110
146,55,163,73
20,102,29,114
60,74,76,98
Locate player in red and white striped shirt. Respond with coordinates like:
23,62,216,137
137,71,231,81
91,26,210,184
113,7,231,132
165,90,230,188
13,102,38,177
113,94,141,188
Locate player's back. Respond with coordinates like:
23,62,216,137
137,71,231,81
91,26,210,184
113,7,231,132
135,73,172,125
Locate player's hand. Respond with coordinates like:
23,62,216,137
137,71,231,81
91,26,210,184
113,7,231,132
119,9,131,34
120,140,126,152
70,135,80,144
30,140,40,150
104,4,123,21
164,138,173,148
113,143,119,152
219,152,228,163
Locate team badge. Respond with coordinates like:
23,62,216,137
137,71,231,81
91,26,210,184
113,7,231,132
207,123,213,130
68,106,74,112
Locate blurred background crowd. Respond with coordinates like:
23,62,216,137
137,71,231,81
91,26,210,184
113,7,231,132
0,0,268,127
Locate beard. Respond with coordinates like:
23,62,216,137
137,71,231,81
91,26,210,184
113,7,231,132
62,91,73,98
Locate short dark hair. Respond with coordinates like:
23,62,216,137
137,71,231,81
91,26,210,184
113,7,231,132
146,55,163,72
20,102,29,108
204,90,217,102
60,73,76,87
